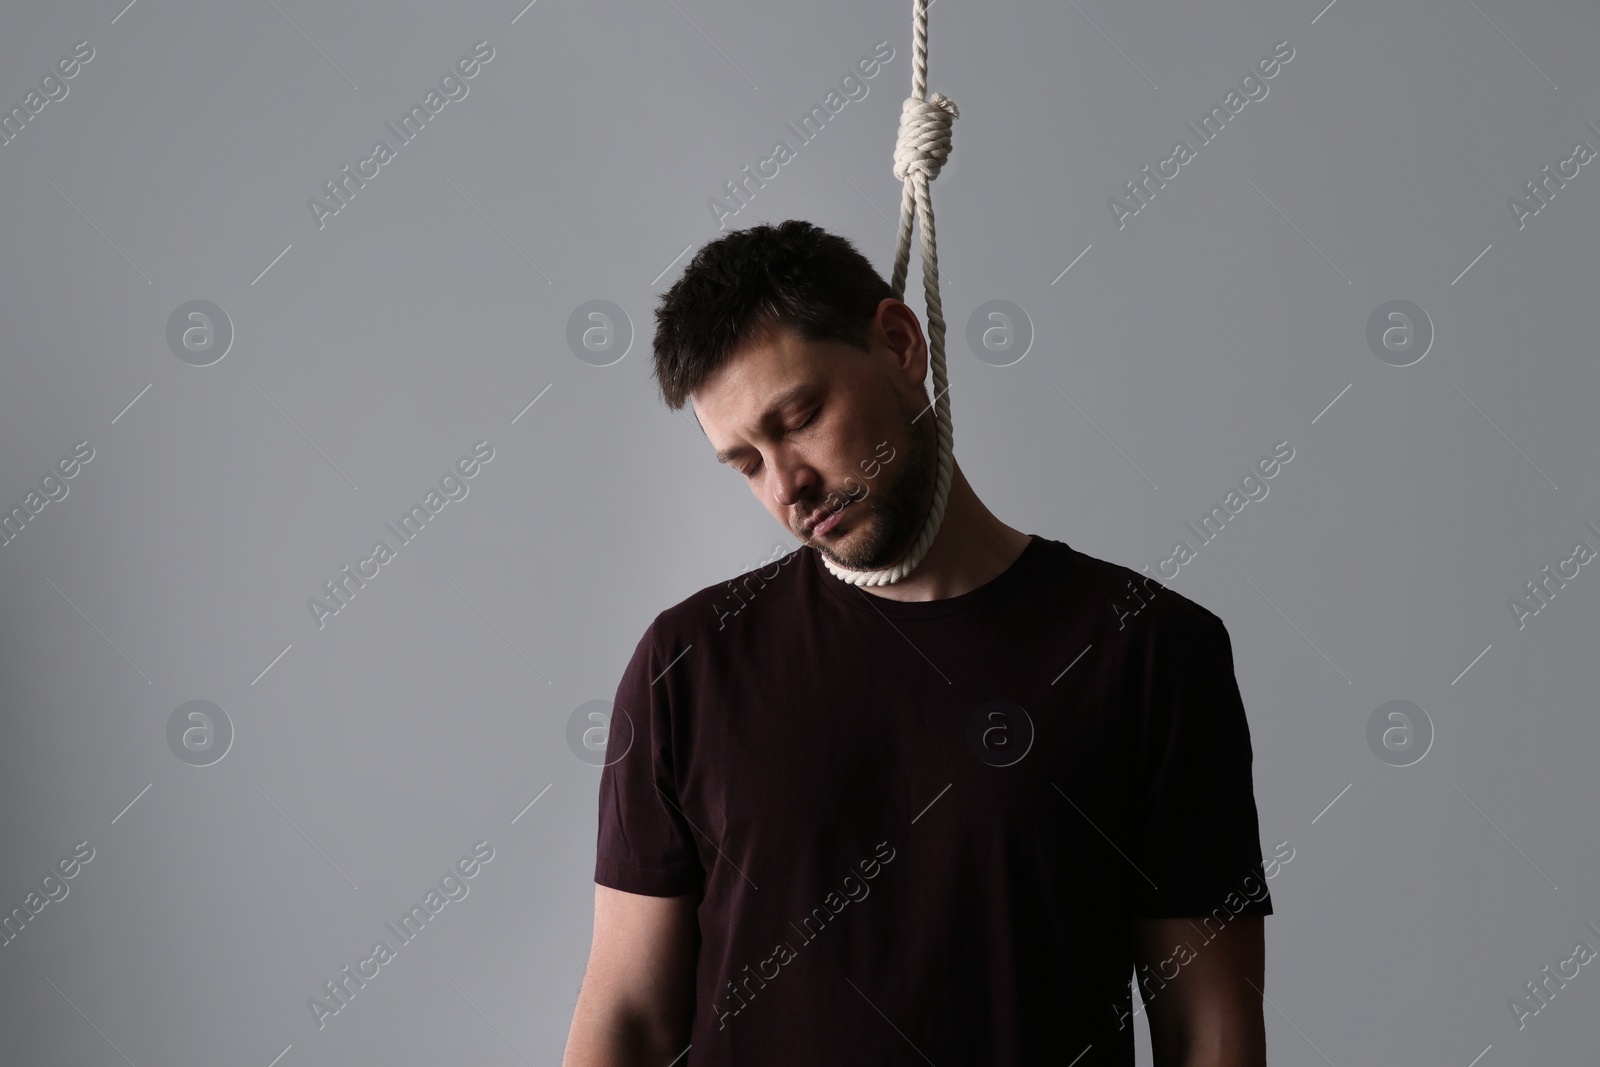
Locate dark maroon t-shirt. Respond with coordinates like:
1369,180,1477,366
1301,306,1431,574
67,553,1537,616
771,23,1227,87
595,533,1272,1065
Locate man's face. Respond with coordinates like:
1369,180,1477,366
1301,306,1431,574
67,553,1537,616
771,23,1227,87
690,301,938,572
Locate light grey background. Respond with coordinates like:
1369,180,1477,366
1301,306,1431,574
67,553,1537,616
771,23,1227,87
1,0,1596,1063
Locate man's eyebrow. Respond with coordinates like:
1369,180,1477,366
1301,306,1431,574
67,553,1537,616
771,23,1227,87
712,383,815,464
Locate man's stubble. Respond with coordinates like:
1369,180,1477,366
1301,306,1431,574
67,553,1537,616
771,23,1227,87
812,379,937,573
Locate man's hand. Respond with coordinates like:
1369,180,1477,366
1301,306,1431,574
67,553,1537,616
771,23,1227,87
563,884,699,1067
1132,914,1266,1067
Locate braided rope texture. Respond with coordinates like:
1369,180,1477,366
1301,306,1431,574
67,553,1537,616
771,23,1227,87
823,0,957,587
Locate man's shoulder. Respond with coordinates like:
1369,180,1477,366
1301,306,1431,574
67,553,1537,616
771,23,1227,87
645,541,812,644
1051,538,1227,641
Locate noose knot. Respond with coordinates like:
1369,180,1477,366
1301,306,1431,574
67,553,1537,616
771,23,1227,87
892,93,959,182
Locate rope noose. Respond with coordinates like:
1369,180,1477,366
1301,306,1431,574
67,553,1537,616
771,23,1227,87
822,0,957,587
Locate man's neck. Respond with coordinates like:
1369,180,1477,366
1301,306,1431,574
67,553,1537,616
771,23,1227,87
854,459,1032,603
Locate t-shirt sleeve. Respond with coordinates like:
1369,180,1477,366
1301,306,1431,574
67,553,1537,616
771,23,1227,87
593,617,704,897
1129,606,1273,918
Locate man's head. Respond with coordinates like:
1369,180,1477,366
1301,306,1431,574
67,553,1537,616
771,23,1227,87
652,220,939,571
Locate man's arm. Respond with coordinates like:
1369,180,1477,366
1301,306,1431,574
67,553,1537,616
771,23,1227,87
1133,915,1266,1067
563,884,700,1067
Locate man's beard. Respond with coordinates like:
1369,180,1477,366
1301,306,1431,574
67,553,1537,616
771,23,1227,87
811,385,937,573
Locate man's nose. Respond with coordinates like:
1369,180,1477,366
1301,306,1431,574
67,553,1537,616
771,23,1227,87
768,452,816,509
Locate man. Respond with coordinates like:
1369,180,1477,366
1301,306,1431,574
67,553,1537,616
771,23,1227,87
564,220,1273,1066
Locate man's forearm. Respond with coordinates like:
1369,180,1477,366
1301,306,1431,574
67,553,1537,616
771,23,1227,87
563,996,689,1067
1153,1020,1266,1067
1139,915,1267,1067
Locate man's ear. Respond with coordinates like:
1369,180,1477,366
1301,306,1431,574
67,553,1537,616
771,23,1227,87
877,299,928,388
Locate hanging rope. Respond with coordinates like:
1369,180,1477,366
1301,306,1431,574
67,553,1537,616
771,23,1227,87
822,0,957,587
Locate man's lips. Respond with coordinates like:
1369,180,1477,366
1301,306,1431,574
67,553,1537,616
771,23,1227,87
803,501,852,538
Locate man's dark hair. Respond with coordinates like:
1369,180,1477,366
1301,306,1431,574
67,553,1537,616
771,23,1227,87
651,219,896,410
